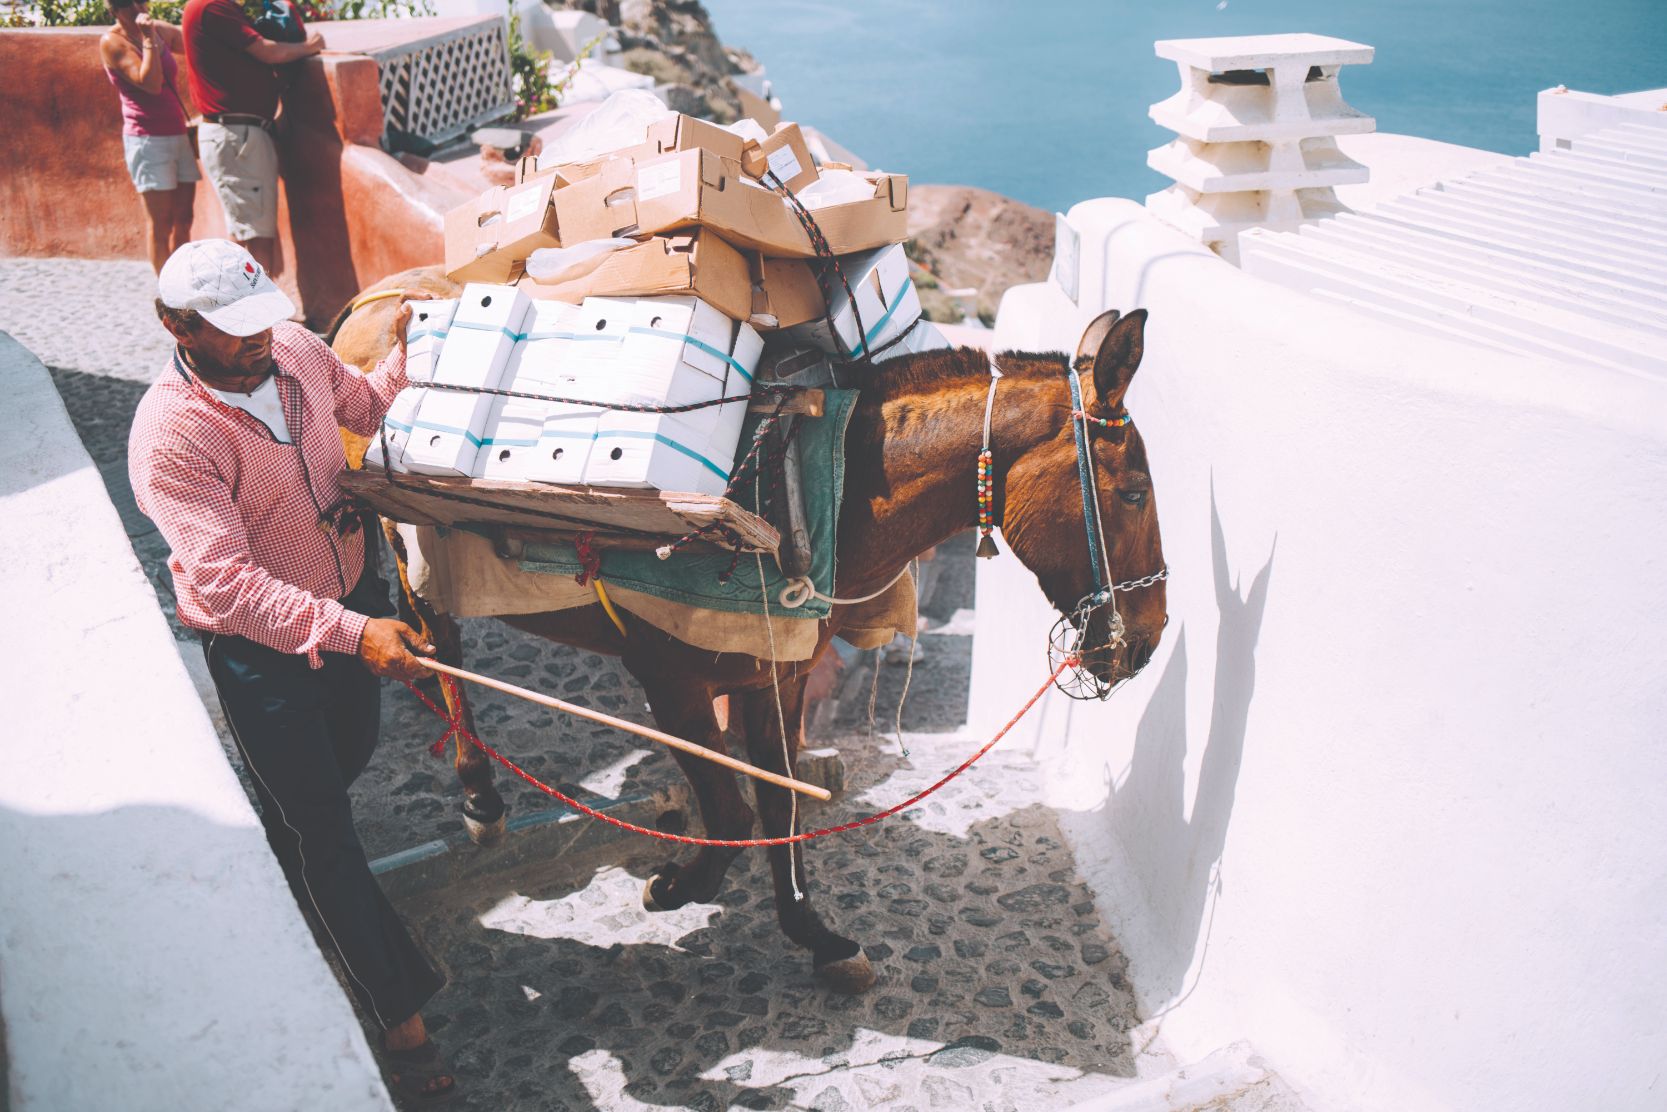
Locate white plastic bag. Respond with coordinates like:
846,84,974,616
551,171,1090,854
542,88,667,159
720,118,769,146
524,238,639,284
796,169,877,210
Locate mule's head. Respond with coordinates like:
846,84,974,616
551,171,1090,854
999,309,1167,692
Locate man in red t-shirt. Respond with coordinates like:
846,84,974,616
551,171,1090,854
182,0,322,271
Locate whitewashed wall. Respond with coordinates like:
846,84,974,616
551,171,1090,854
0,335,392,1112
975,199,1667,1111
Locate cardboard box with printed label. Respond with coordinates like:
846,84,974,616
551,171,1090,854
402,284,532,476
786,244,920,359
365,298,458,471
476,300,599,484
444,177,561,284
517,231,754,323
552,148,908,259
740,123,818,193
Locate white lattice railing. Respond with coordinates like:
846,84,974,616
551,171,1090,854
369,17,516,148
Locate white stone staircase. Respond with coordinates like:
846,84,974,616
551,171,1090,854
1239,123,1667,378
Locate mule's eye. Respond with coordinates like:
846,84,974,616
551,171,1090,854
1119,490,1147,506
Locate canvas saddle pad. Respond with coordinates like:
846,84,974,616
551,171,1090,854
396,524,914,660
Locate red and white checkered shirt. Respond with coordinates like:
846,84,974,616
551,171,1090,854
129,321,407,667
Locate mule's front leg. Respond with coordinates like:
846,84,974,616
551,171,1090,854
430,612,507,845
635,681,756,912
741,681,877,994
382,520,507,845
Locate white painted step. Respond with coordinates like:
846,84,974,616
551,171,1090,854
1241,230,1667,375
1298,216,1667,328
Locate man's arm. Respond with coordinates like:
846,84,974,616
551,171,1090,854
135,443,428,676
286,304,419,436
197,0,322,68
245,29,323,66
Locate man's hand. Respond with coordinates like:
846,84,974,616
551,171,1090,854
358,618,435,682
304,29,325,55
392,292,437,358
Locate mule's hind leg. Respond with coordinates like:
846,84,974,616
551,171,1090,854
740,679,876,994
382,521,507,846
634,680,756,911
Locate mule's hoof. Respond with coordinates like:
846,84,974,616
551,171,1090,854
642,868,688,913
463,811,507,847
815,952,878,994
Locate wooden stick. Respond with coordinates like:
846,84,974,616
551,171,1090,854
416,659,832,802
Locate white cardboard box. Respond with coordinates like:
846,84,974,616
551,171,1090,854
786,244,920,360
402,284,531,476
476,300,598,483
365,299,458,471
585,408,744,496
578,295,764,495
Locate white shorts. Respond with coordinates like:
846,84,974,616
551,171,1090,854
200,121,280,241
122,133,201,194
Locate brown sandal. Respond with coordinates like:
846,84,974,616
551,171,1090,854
382,1038,458,1105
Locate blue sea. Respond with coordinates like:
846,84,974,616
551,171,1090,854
702,0,1667,213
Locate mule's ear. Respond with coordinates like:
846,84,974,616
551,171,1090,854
1086,308,1146,410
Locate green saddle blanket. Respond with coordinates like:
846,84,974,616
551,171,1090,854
519,389,858,621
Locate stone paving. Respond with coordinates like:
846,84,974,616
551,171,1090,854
3,258,1293,1110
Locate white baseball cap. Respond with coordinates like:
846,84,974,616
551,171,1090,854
157,239,296,337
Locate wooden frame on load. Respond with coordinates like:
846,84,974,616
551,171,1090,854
340,470,781,555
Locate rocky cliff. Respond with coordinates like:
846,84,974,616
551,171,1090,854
554,0,1056,316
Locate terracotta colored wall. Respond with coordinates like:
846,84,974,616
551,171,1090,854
0,28,470,324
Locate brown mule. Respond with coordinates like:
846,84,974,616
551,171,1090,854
334,271,1167,992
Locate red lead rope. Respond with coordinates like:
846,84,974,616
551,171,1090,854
401,660,1072,848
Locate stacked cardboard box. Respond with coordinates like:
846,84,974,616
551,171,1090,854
382,99,950,498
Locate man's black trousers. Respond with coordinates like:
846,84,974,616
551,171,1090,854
200,568,444,1029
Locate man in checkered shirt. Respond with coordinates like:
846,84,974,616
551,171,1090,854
129,239,457,1101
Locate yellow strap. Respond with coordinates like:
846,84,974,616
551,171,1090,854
592,579,627,639
346,287,411,315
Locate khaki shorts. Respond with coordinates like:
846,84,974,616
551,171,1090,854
122,133,201,193
200,121,279,241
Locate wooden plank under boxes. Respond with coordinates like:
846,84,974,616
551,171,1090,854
476,300,600,485
517,231,754,323
575,295,765,497
366,298,457,470
402,284,531,477
339,469,780,555
551,148,910,259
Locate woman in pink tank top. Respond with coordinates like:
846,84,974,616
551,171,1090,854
101,0,199,273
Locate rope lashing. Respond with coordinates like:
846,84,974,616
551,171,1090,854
403,657,1072,848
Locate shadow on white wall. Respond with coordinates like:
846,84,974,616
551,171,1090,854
1099,485,1274,1007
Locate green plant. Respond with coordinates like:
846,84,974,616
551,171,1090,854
507,12,557,120
509,24,602,121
